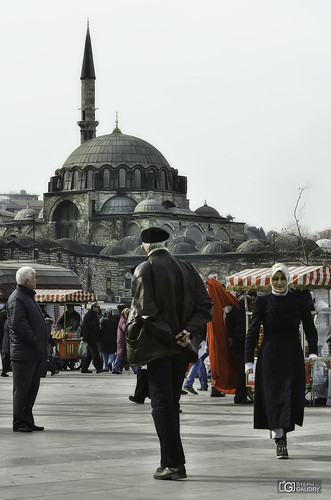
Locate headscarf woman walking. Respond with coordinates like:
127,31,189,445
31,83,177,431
245,263,318,458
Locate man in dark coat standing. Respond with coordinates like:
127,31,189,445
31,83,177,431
126,227,213,480
80,302,104,373
7,266,48,432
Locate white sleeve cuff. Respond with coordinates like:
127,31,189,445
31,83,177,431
308,353,318,360
245,362,254,372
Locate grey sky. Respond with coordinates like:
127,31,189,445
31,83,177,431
1,0,330,234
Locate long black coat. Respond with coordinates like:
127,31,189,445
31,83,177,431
126,249,213,366
245,290,318,432
7,285,48,361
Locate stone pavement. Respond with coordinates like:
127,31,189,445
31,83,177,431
0,370,330,500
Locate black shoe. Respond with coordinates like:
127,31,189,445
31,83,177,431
81,369,93,373
112,371,122,374
30,425,45,431
180,389,188,395
1,372,9,377
183,386,198,395
234,398,253,405
96,369,106,373
13,424,33,433
275,436,288,459
210,389,225,398
153,465,187,480
129,396,144,404
197,386,208,391
51,371,59,376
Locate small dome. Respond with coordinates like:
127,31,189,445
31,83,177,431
117,235,142,252
236,239,267,253
134,199,166,214
195,202,221,218
100,243,127,256
14,206,38,221
200,241,231,254
101,196,137,215
168,236,197,255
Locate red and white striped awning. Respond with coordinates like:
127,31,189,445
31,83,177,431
226,266,331,291
35,289,97,303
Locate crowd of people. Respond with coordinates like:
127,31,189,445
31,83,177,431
0,230,326,479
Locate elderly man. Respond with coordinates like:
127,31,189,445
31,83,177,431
7,266,48,432
126,227,213,480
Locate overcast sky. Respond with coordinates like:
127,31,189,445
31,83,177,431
1,0,330,234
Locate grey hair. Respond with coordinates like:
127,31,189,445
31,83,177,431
142,241,167,254
16,266,36,285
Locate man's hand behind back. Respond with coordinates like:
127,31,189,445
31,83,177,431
176,330,191,347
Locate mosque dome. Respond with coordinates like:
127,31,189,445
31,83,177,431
62,131,171,170
195,202,222,218
100,196,137,215
200,241,231,254
134,199,167,214
236,239,267,253
14,206,39,221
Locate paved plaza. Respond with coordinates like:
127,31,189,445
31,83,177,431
0,370,330,500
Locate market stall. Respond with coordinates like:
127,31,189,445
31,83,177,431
225,265,331,404
35,288,97,369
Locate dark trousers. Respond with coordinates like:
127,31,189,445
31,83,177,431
81,341,103,371
1,352,11,373
12,360,42,428
133,366,150,402
147,352,189,468
233,349,248,401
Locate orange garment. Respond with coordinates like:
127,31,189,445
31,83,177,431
206,278,239,393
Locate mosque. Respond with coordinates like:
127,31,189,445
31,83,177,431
4,23,245,255
0,24,269,300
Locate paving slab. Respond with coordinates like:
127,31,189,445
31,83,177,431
0,370,330,499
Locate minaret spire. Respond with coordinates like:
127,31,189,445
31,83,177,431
77,20,99,144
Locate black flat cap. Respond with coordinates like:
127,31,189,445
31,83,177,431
141,227,169,243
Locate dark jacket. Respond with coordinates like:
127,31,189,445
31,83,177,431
81,309,101,343
126,249,213,366
245,290,318,432
100,313,118,353
7,285,48,361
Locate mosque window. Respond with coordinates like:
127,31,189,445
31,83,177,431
63,171,72,191
103,168,110,189
186,226,203,243
86,169,93,189
72,171,79,190
119,168,126,188
135,169,141,188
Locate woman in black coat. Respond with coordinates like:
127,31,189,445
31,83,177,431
245,263,318,459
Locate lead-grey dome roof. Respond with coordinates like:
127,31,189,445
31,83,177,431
62,131,171,169
101,196,137,215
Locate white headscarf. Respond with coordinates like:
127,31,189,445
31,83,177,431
270,263,290,295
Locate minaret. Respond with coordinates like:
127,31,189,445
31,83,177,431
77,21,99,144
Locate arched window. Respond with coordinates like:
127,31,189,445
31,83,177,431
135,169,141,188
119,168,126,188
110,171,118,189
103,169,110,189
63,171,72,190
86,169,93,189
72,171,79,190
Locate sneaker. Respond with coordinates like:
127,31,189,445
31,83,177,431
181,389,188,395
275,436,288,459
183,385,198,395
197,386,208,391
